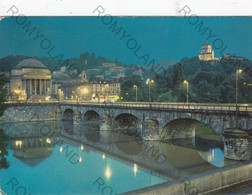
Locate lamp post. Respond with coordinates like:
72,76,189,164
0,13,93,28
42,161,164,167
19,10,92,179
146,79,154,102
235,67,242,106
183,80,189,103
133,85,138,102
235,65,242,128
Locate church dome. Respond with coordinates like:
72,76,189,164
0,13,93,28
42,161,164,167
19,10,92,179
15,58,47,69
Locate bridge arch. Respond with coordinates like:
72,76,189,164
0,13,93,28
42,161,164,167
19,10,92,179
112,113,142,132
160,118,219,140
62,109,74,121
83,110,100,123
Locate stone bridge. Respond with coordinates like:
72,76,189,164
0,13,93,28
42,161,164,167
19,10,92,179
59,102,252,140
2,102,252,141
2,101,252,160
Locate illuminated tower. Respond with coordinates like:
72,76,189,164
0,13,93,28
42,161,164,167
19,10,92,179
198,40,215,61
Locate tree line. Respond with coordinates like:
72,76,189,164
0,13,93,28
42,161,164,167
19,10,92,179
120,57,252,103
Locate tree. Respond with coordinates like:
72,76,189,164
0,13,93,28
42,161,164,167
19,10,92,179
119,76,149,102
0,74,7,116
0,75,8,170
172,63,184,101
0,129,9,170
156,90,177,102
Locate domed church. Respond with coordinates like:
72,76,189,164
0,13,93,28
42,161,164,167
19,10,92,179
10,58,53,101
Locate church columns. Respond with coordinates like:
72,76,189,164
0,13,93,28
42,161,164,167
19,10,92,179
39,79,42,95
25,78,51,96
50,80,52,94
29,79,32,95
34,79,37,95
43,79,46,95
23,79,26,93
46,80,49,95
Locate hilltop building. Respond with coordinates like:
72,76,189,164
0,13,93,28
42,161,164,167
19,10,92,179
224,53,246,61
102,63,126,79
198,40,220,61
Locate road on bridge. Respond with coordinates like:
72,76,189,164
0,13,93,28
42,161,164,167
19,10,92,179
60,101,252,112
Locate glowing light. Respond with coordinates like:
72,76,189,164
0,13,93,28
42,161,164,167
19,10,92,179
105,167,112,179
81,145,84,151
0,150,1,154
102,154,106,159
237,69,242,74
82,88,88,94
183,80,188,84
59,147,63,153
146,79,154,84
79,157,82,163
39,138,43,142
15,140,23,147
133,164,138,176
46,138,52,144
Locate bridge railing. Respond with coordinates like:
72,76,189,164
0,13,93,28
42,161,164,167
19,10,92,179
4,100,252,112
60,101,252,112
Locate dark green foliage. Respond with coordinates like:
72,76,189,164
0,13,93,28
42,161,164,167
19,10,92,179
0,129,9,170
0,74,7,116
176,57,252,103
0,53,126,73
120,57,252,103
120,76,148,102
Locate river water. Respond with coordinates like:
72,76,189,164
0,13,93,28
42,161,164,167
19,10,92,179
0,121,240,194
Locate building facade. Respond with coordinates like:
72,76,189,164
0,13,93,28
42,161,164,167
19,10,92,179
9,58,56,101
59,75,122,102
198,40,215,61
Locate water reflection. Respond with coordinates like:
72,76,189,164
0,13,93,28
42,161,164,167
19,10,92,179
198,148,224,168
11,137,53,167
1,121,237,180
0,129,9,170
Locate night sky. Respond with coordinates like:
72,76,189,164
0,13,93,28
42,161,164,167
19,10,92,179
0,16,251,65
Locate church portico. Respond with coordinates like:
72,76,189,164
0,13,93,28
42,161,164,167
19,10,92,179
10,58,53,101
24,78,51,96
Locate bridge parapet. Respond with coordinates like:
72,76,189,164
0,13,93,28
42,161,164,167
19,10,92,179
59,101,252,113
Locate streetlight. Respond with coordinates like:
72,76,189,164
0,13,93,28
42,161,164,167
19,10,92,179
146,79,154,102
133,85,138,102
183,80,189,103
236,67,242,106
235,65,242,128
